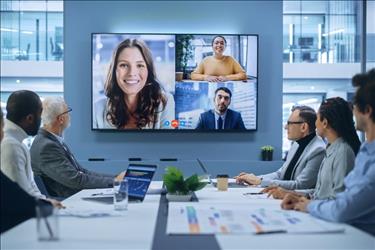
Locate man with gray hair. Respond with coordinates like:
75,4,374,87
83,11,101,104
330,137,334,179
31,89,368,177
235,105,325,190
30,97,124,198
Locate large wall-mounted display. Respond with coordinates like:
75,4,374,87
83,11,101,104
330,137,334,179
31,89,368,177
92,33,258,132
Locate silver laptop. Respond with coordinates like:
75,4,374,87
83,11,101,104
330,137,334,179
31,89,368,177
83,163,157,204
196,159,247,188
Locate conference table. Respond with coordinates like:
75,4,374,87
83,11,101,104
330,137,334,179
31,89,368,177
1,182,374,250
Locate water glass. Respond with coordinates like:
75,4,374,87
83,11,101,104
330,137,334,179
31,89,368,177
36,205,59,241
113,179,128,211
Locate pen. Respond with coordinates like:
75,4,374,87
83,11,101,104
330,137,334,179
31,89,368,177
91,193,105,196
243,192,263,195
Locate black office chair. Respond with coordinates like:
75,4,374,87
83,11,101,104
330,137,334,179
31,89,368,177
34,175,64,201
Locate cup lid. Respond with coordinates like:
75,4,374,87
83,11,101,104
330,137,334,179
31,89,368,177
216,174,229,178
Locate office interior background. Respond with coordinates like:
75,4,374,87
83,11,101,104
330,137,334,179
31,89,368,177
0,1,374,169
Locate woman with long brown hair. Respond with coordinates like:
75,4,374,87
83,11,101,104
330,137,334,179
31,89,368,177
94,39,174,129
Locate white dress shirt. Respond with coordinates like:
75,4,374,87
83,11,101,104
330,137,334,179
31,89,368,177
0,119,45,199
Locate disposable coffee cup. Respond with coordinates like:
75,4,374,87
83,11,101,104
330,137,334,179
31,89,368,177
216,174,229,191
175,72,183,82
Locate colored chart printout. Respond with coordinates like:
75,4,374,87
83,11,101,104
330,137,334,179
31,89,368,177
167,203,344,235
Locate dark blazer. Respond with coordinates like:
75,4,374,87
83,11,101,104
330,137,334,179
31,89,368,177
1,171,37,233
195,109,246,130
30,128,115,198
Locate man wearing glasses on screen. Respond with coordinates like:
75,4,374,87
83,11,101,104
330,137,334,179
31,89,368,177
30,97,125,198
235,105,325,190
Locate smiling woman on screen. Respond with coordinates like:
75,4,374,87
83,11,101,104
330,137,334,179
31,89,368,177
190,35,247,82
93,39,175,129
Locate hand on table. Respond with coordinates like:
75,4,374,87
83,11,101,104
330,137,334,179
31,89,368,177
45,198,65,209
262,186,292,199
234,172,261,186
280,193,301,210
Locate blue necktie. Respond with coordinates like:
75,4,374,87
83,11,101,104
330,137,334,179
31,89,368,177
218,117,223,130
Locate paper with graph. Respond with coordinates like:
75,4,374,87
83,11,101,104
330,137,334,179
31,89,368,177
167,203,344,235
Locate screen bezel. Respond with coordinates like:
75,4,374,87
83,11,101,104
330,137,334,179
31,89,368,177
91,32,259,133
124,163,157,201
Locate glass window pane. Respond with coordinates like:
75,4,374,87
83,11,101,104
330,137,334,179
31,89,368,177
1,11,20,60
20,12,46,61
367,0,375,70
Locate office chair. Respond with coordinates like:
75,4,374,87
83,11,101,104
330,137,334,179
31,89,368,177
34,175,64,201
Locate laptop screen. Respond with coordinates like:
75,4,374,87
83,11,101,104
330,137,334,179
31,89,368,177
125,164,157,200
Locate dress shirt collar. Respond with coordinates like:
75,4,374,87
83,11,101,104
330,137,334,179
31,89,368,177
296,132,315,147
42,128,64,144
325,137,344,157
359,139,375,155
214,110,227,120
4,119,28,143
214,110,227,129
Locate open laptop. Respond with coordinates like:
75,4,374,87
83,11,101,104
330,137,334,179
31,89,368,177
83,163,157,203
196,158,247,188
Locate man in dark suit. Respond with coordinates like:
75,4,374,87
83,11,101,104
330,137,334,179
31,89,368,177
30,97,125,198
196,87,245,130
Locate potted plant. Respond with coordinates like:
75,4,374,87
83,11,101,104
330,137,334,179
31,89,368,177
176,35,194,80
163,166,207,202
261,145,274,161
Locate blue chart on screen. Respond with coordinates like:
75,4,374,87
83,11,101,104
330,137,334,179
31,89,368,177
125,164,157,201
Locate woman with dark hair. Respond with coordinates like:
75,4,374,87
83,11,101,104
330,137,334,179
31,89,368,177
191,35,246,82
265,97,360,200
94,39,175,129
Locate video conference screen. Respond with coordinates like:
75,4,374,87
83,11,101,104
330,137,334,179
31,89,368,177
92,33,258,131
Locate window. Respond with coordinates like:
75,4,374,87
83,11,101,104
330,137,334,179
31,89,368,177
282,0,369,154
0,0,63,147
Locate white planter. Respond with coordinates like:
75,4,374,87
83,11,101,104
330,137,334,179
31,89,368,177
166,193,193,202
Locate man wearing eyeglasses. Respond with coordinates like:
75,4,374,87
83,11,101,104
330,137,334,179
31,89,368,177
236,105,325,190
30,97,125,198
281,69,375,236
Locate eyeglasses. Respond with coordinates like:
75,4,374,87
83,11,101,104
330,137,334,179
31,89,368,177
286,120,305,125
57,107,72,117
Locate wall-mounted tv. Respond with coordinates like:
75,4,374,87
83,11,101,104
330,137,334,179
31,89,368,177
92,33,258,131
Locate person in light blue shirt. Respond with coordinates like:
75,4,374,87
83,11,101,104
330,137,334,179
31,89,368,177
281,68,375,236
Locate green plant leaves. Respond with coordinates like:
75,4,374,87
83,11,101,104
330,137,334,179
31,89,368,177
163,167,207,195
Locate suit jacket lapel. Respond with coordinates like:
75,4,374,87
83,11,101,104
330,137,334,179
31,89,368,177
40,128,80,170
208,110,216,129
224,109,233,129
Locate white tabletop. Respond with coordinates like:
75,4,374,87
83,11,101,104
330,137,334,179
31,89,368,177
1,182,374,249
195,186,375,249
1,182,163,250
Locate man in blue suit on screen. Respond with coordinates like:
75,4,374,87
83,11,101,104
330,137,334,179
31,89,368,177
196,87,246,130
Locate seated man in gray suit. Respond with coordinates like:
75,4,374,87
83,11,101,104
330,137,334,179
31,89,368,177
196,87,246,130
30,97,124,198
235,105,325,190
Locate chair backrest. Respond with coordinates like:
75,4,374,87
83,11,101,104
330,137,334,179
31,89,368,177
34,175,65,201
34,175,50,196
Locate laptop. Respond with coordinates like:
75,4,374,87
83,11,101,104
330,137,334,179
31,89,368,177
196,158,247,188
83,163,157,204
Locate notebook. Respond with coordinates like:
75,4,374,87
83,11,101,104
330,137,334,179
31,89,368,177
82,163,157,203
